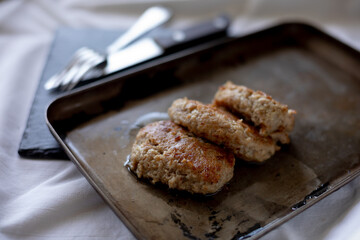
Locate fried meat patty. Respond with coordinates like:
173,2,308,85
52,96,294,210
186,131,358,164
213,82,296,144
128,120,235,194
168,98,279,162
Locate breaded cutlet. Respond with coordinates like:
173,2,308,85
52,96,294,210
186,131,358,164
168,98,279,163
128,120,235,194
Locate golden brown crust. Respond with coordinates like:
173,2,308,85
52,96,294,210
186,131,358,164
168,98,279,162
129,120,235,194
213,82,296,144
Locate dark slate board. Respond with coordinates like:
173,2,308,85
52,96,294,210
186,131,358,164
18,28,154,159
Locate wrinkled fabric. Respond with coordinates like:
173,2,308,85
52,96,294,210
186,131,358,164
0,0,359,239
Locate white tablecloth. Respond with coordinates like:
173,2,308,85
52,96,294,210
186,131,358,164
1,0,359,239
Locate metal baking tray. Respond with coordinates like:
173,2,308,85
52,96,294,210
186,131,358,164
47,22,360,240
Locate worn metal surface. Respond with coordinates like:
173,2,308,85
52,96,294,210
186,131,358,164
47,23,360,240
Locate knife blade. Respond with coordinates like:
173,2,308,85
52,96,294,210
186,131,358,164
80,15,230,83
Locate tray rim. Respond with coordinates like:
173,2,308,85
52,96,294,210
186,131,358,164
46,21,360,240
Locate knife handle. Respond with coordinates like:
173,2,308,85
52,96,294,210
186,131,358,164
154,15,230,52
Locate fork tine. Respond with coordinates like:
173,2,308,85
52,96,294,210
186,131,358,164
59,49,97,88
44,73,63,91
61,49,104,90
45,47,98,90
59,65,82,90
44,50,85,90
63,54,104,91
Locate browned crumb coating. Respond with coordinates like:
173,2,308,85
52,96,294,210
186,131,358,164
129,120,235,194
213,82,296,144
168,98,279,163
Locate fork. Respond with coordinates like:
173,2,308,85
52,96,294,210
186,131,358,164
44,6,172,91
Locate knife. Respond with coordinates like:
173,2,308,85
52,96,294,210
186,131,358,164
79,15,230,84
